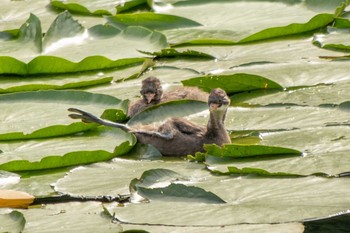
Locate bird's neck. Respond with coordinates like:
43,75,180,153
206,110,227,135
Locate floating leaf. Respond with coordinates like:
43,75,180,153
0,90,128,139
116,0,148,13
0,210,26,232
140,48,215,59
222,166,303,177
0,128,136,171
203,144,301,158
131,168,226,204
43,11,84,50
239,13,334,43
50,0,115,15
106,12,201,30
313,27,350,52
182,73,283,94
0,76,112,94
0,12,167,75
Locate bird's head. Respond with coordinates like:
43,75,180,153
208,88,230,114
140,76,163,104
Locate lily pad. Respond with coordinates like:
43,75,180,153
106,12,201,30
106,175,350,225
164,1,336,45
21,202,119,233
0,127,136,171
0,76,113,94
181,73,283,94
0,12,167,74
0,211,26,233
0,90,128,139
131,168,226,203
203,144,301,158
50,0,116,15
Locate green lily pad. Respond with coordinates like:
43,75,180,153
0,12,167,74
203,144,301,158
182,73,283,94
0,127,136,171
140,48,215,59
0,90,128,139
50,0,115,16
164,1,335,45
0,76,113,94
106,12,201,31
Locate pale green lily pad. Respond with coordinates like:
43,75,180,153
0,0,56,32
0,90,127,138
223,105,350,131
55,159,350,225
206,150,350,177
164,1,335,44
54,159,207,197
131,168,226,203
0,12,167,74
0,127,136,171
261,126,350,155
119,222,304,233
0,76,112,94
0,211,26,233
162,47,350,88
232,81,350,107
313,27,350,51
6,169,68,197
105,174,350,225
21,202,119,233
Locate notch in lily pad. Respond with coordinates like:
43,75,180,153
129,168,226,204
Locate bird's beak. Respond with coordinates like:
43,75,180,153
210,103,220,111
145,93,155,104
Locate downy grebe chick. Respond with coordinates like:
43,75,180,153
69,88,231,156
128,76,163,117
